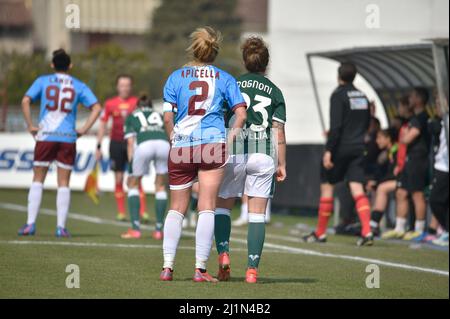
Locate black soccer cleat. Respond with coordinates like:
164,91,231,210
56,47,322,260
301,232,327,243
357,233,374,247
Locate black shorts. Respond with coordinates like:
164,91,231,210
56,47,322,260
430,169,449,207
109,140,128,172
397,156,430,192
321,149,366,185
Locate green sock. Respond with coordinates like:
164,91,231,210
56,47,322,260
215,209,231,254
247,213,266,269
155,191,168,231
128,190,140,231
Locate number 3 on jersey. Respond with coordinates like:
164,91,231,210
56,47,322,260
242,93,272,132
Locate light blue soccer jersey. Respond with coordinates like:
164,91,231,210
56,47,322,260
25,73,98,143
163,65,245,148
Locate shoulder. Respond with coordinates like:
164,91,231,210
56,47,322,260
104,96,118,107
212,66,235,83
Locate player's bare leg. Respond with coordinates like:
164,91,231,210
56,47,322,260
55,166,72,238
404,191,427,240
383,188,409,240
122,176,142,239
161,186,191,281
153,174,168,240
114,171,126,221
18,166,48,236
303,183,334,243
215,197,236,281
246,196,269,284
370,180,396,236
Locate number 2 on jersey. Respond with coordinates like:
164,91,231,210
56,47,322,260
188,81,209,116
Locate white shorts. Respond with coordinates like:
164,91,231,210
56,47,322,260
219,153,276,199
131,140,170,177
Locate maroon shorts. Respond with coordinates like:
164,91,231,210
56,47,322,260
34,141,77,170
168,143,228,190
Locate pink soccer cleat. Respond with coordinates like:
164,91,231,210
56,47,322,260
160,268,173,281
217,253,231,281
193,269,218,283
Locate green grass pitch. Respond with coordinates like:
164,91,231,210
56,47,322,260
0,189,448,299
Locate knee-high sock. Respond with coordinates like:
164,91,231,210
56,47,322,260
139,184,147,216
196,211,215,270
128,188,140,231
56,187,71,228
215,208,231,254
27,182,43,225
355,195,372,237
155,191,168,231
163,210,184,270
115,183,126,215
247,213,265,269
316,198,333,237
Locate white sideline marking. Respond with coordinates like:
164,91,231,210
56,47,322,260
0,240,279,254
1,202,448,277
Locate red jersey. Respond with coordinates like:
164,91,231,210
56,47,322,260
101,96,138,141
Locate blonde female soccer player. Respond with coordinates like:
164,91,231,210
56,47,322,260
160,27,247,282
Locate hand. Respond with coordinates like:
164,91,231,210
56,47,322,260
28,125,39,137
95,149,102,161
394,166,400,176
76,128,86,138
276,165,287,182
323,151,334,170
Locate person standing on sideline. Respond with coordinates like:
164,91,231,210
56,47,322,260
302,62,374,246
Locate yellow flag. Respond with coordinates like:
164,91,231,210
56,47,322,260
84,163,99,205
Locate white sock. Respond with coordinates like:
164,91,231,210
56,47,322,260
27,182,43,225
163,210,184,270
395,217,407,233
240,202,248,221
195,210,215,270
56,187,71,228
265,199,271,223
415,220,426,233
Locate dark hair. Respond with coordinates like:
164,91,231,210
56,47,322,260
379,128,398,143
52,49,71,72
242,37,269,73
412,87,430,105
137,95,152,108
116,74,134,85
338,62,357,83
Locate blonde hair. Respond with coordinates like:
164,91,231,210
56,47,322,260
187,27,222,64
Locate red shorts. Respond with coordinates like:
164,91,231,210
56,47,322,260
34,141,77,170
168,143,228,190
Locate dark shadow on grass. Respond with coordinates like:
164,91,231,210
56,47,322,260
178,277,318,284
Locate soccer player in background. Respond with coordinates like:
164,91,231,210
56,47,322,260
382,88,431,241
160,27,247,282
96,75,148,222
302,62,374,246
214,37,287,283
18,49,102,237
121,95,170,240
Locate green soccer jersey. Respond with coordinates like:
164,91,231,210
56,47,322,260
226,73,286,155
124,107,167,145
